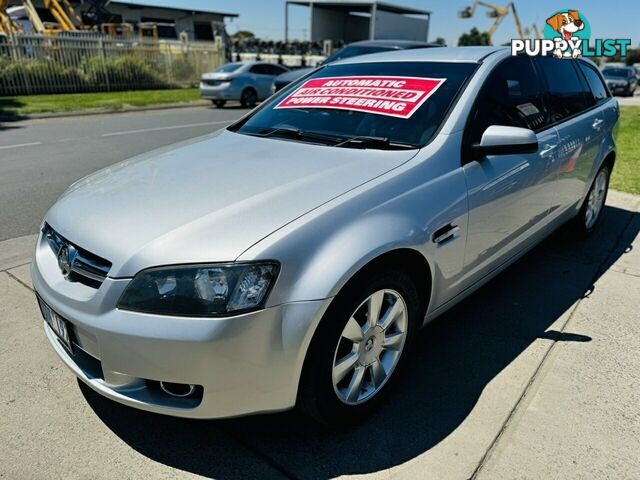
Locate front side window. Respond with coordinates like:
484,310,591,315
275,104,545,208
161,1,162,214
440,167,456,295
232,61,478,148
536,56,595,122
466,56,549,147
578,62,610,103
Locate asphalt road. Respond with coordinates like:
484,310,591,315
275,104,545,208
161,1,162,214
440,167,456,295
0,106,250,241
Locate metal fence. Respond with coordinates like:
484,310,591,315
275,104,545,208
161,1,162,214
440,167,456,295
0,34,225,96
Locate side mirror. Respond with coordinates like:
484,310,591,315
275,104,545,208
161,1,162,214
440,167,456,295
471,125,538,157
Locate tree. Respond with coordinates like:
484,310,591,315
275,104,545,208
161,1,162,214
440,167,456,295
433,37,447,46
458,28,491,46
231,30,255,43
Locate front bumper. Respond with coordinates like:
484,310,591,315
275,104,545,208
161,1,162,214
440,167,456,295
32,233,331,419
606,82,634,95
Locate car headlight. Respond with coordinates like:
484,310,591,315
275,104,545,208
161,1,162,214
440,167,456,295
118,262,279,317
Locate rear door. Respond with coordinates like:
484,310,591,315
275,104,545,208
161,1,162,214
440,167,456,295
461,55,559,283
249,64,276,100
534,56,601,214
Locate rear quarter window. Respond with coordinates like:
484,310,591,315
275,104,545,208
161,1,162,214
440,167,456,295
578,62,610,103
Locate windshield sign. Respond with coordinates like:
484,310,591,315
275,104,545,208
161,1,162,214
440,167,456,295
234,62,477,148
275,76,446,119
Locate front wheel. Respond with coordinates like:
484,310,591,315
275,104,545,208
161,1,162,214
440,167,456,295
574,163,610,236
299,270,420,426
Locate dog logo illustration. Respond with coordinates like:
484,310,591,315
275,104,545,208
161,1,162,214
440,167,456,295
544,10,589,58
512,10,630,60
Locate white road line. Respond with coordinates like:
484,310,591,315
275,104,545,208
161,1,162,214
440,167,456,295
0,142,42,150
101,120,232,138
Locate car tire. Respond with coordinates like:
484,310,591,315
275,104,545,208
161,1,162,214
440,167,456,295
240,88,258,108
212,100,226,108
298,268,421,427
574,162,611,236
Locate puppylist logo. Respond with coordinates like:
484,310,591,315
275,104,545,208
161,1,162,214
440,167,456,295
511,9,631,59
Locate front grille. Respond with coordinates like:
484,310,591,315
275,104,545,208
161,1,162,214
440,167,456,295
43,224,112,286
203,79,224,86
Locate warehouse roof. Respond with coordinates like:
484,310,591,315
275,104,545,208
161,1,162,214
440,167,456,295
286,0,431,16
111,0,238,17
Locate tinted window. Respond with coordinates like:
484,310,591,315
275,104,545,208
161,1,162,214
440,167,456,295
579,62,609,103
603,68,633,79
537,57,595,122
265,64,287,76
215,63,243,73
234,62,477,148
467,56,549,146
323,45,393,64
249,64,269,75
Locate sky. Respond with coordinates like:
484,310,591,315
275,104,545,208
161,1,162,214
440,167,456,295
149,1,639,47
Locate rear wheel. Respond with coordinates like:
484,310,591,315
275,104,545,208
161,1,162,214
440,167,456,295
299,269,420,427
240,88,258,108
212,100,226,108
574,163,610,236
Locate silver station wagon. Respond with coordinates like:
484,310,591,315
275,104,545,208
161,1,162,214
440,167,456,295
33,47,618,426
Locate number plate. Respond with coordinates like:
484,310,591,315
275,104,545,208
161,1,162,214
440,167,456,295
37,295,74,354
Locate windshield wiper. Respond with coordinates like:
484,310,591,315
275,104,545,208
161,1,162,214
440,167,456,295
334,135,417,150
251,127,339,145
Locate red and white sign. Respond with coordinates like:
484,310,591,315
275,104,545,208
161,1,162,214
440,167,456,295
275,75,446,119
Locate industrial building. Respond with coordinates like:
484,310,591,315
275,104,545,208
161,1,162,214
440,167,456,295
8,0,238,40
285,0,431,43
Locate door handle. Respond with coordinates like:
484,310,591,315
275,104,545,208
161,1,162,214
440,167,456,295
432,223,460,245
540,144,557,157
592,118,604,130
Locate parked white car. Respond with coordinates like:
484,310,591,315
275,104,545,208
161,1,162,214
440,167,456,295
200,61,289,108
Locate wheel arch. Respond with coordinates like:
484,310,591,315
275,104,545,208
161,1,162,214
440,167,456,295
294,246,433,406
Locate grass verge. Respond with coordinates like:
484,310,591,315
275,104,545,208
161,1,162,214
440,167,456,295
0,88,201,117
612,106,640,195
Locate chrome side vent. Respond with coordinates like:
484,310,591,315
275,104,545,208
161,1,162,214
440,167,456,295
43,224,112,286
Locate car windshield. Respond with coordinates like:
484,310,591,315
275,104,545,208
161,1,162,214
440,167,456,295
215,63,243,73
232,61,477,149
603,68,630,78
322,45,394,65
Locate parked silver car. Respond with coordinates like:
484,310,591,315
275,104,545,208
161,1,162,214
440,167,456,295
33,47,618,426
602,66,637,97
200,61,289,108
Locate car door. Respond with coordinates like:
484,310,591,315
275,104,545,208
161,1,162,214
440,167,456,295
461,55,559,283
534,56,602,214
249,64,276,100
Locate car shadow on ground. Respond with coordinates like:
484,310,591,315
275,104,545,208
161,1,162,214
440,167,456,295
0,98,27,126
206,103,253,111
81,204,639,480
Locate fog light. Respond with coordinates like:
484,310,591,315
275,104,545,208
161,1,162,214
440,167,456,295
160,381,196,398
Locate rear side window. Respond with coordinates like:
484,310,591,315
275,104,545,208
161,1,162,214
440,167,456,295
466,56,549,146
578,62,610,103
536,57,596,122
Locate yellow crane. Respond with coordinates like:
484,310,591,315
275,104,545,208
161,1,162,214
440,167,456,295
43,0,84,32
0,0,21,34
458,1,526,44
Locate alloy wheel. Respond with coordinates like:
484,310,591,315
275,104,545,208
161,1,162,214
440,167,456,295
585,169,608,230
331,289,408,405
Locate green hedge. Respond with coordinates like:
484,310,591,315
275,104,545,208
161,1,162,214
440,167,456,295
0,54,188,95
